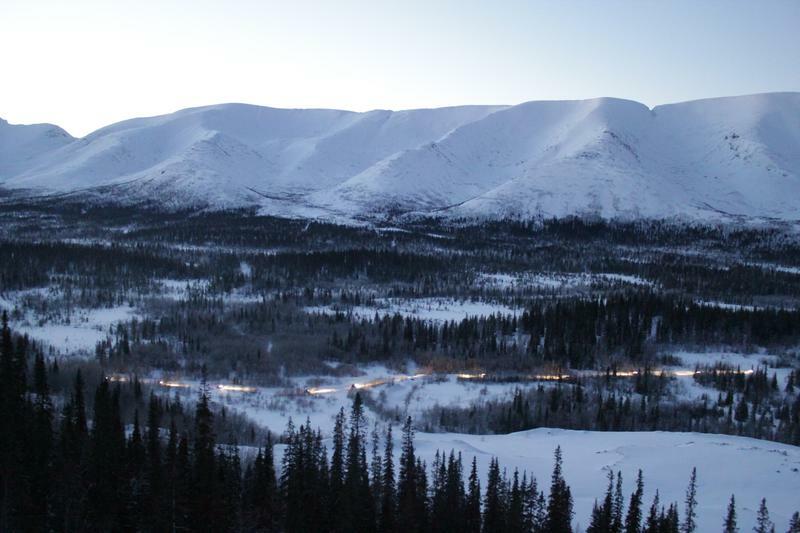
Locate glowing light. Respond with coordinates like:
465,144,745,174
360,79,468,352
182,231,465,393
158,380,191,389
306,387,337,395
456,373,486,380
669,368,755,377
530,374,572,381
217,384,257,393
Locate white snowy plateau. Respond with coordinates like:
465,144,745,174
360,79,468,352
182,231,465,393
1,92,799,221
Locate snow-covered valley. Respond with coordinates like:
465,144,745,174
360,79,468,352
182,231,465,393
2,209,800,532
102,350,800,531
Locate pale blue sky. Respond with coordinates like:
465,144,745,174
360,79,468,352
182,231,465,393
1,0,798,136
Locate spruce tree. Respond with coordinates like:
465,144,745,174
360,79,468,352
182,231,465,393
508,469,525,533
343,392,374,532
397,416,420,532
414,457,430,531
0,313,27,532
430,450,447,532
625,470,644,533
329,407,346,531
370,422,383,512
483,457,505,533
444,451,466,532
723,494,737,533
29,351,53,530
681,467,697,533
754,498,773,533
787,511,800,533
545,446,574,533
126,410,146,528
643,490,660,533
88,378,128,530
191,369,218,532
144,393,164,531
174,432,192,531
665,503,680,533
465,456,481,533
380,425,396,533
612,471,624,533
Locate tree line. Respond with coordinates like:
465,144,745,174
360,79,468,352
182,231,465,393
419,365,800,446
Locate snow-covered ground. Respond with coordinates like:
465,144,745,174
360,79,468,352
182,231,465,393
671,350,780,370
143,355,800,530
305,297,520,322
0,290,138,355
150,349,795,437
149,364,427,435
475,271,653,290
154,278,265,304
410,428,800,533
372,373,522,420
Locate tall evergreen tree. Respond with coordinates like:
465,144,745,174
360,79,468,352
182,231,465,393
465,456,482,533
191,369,218,532
86,378,127,530
643,490,660,533
612,471,624,533
343,392,375,532
546,446,574,533
398,416,421,533
722,494,737,533
329,407,346,531
483,457,506,533
682,467,697,533
249,434,278,531
624,469,644,533
444,451,466,533
507,469,526,533
754,498,773,533
370,422,383,513
144,392,165,531
0,313,28,531
380,425,396,533
28,351,53,530
414,457,430,532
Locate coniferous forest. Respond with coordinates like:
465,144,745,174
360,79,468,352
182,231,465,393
2,316,798,532
1,206,800,531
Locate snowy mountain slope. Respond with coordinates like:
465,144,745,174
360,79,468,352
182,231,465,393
318,93,800,220
314,97,676,216
647,92,800,219
0,118,73,179
1,93,798,220
0,103,504,207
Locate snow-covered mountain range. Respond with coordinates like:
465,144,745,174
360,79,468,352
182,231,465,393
2,92,799,221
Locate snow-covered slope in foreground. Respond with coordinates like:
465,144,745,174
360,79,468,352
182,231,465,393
411,428,800,532
1,92,799,220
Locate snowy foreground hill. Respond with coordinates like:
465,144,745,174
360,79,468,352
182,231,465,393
1,92,799,220
405,429,800,532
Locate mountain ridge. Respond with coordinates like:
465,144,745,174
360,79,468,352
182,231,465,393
2,92,799,222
